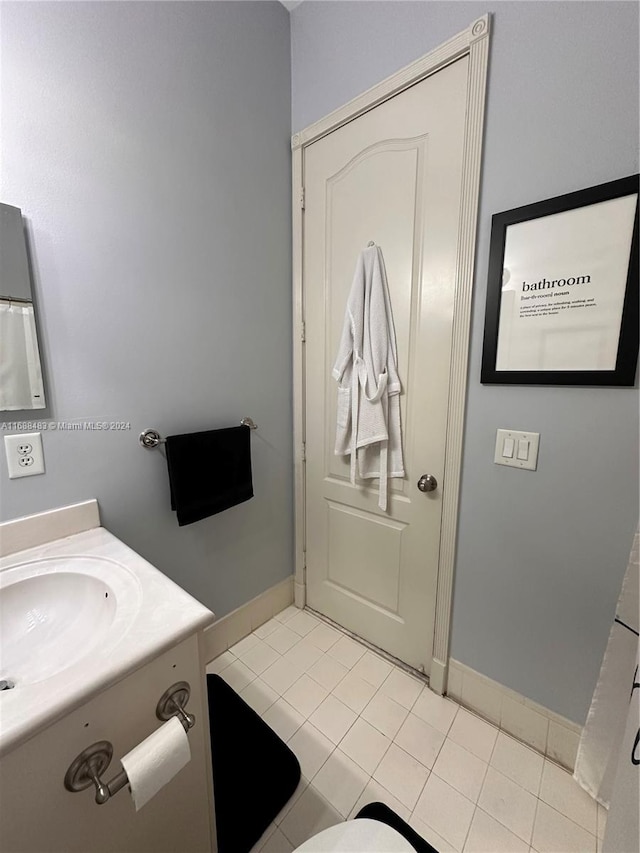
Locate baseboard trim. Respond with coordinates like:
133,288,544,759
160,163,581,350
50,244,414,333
202,575,294,663
294,581,306,608
448,658,582,771
429,658,447,695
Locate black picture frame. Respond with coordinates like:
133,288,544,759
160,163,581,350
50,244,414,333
481,175,639,386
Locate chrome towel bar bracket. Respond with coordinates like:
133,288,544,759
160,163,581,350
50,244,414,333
64,681,195,806
139,417,257,449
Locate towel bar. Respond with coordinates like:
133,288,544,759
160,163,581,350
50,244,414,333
139,418,257,449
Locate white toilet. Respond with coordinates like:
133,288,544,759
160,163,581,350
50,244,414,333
294,818,416,852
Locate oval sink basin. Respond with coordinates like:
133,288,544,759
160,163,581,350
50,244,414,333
0,556,141,686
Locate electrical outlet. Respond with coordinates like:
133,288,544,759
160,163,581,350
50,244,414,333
4,433,45,479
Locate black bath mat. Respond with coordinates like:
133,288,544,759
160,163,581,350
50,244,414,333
355,802,439,853
207,674,301,853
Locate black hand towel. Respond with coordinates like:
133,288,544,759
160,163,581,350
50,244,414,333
165,425,253,526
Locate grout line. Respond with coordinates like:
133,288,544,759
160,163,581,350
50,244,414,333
305,605,430,685
462,804,477,852
531,794,541,850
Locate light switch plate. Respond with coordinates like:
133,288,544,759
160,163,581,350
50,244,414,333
494,428,540,471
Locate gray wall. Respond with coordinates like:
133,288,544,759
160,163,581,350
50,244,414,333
291,1,639,723
0,1,293,618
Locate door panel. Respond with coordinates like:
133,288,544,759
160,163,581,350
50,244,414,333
304,58,469,671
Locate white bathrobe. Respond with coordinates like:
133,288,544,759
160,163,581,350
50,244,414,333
332,245,404,510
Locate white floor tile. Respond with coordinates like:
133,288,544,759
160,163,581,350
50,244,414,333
332,671,377,714
361,691,409,739
274,776,308,826
206,650,235,674
464,807,529,853
412,685,459,734
326,634,367,668
372,743,429,810
288,722,334,781
394,712,445,769
283,674,328,719
263,697,305,743
307,655,348,691
306,622,342,652
229,633,260,657
218,659,255,692
448,707,498,762
308,694,357,745
254,618,280,639
409,815,459,853
259,826,294,853
283,639,324,671
239,677,279,716
241,639,282,675
275,605,299,623
261,657,305,695
264,625,301,655
596,804,607,840
220,609,601,853
351,650,394,688
287,610,319,637
532,801,597,853
413,774,475,851
339,717,391,775
433,737,488,802
313,748,370,818
539,759,597,834
379,668,423,709
478,766,537,843
249,820,277,853
349,777,411,822
279,785,342,849
490,731,544,795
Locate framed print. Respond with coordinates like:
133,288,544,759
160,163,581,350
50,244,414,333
481,175,639,386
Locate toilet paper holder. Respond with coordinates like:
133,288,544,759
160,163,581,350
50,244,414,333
64,680,196,805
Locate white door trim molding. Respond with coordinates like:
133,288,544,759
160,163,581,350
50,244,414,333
291,15,491,693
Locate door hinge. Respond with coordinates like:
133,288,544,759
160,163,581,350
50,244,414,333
300,187,305,209
302,549,307,569
301,441,306,462
301,321,306,343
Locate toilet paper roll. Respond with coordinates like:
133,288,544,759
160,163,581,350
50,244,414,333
120,716,191,811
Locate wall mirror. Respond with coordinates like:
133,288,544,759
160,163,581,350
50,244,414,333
0,203,46,411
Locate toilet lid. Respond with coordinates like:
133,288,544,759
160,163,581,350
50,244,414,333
294,818,415,852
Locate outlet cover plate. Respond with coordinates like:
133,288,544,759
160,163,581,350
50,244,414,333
4,432,45,479
494,428,540,471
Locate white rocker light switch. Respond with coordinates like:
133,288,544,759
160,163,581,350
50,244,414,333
495,429,539,471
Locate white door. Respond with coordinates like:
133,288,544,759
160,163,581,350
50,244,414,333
303,57,470,673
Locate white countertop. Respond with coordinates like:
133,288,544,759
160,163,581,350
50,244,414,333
0,526,214,757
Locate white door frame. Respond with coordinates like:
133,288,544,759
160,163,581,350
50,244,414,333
291,16,491,694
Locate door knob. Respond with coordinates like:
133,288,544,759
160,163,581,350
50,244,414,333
417,474,437,493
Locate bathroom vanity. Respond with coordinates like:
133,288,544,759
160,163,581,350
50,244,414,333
0,501,216,853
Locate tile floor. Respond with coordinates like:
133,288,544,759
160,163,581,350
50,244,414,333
206,606,606,853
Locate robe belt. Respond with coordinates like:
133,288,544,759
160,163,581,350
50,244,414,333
350,355,389,510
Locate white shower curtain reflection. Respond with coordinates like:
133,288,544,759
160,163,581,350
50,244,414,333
0,300,45,411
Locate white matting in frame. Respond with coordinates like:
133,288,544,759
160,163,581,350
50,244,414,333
496,194,636,372
481,174,639,386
